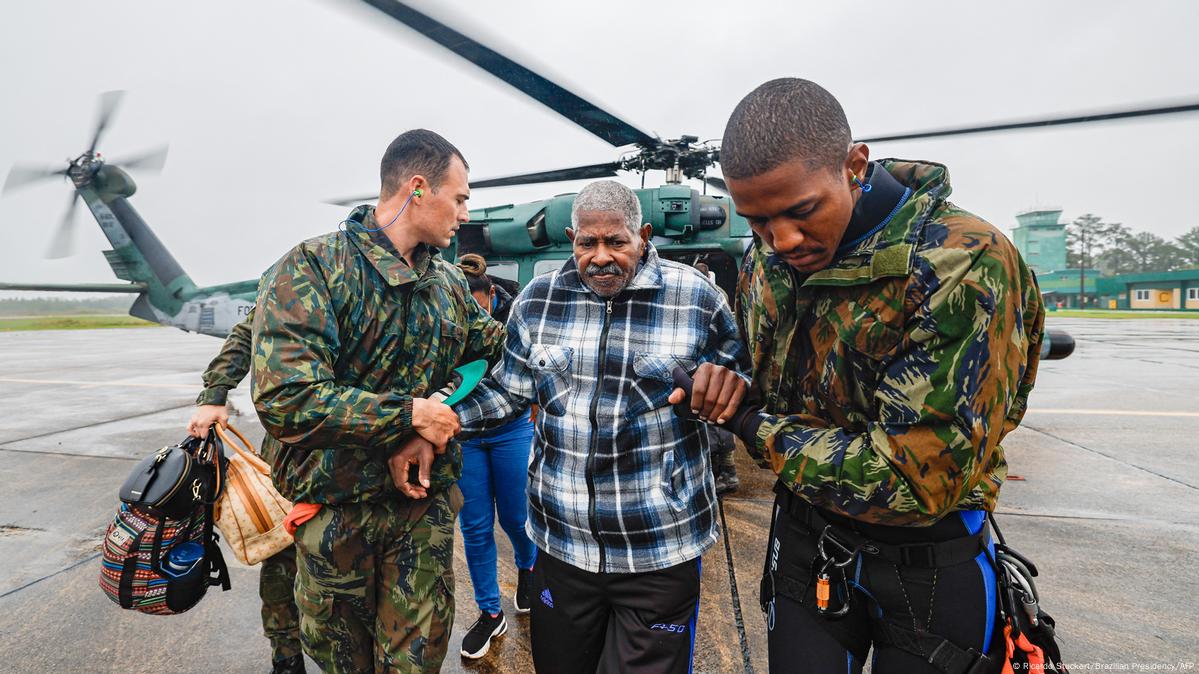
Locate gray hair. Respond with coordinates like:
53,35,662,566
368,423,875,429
571,180,642,234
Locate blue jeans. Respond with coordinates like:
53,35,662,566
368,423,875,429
458,415,538,614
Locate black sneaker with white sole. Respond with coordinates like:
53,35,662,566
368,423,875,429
513,568,533,614
460,610,507,659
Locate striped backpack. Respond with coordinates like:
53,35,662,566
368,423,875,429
99,435,230,614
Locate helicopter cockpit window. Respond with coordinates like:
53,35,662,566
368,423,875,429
486,261,519,284
533,258,569,278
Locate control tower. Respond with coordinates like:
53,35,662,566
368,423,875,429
1012,209,1067,274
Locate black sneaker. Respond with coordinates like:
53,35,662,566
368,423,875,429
513,568,533,614
270,655,306,674
714,472,740,496
461,610,507,659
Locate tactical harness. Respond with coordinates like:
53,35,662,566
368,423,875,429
761,483,1066,674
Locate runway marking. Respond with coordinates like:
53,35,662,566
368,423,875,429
0,552,101,600
1027,408,1199,418
1023,424,1198,492
0,402,196,448
0,376,195,390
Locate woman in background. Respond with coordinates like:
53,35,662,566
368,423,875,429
454,254,538,660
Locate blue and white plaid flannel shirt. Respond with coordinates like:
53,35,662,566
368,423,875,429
454,243,750,573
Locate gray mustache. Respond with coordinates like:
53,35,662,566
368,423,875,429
586,263,622,277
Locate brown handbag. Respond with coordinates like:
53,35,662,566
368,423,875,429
212,424,293,565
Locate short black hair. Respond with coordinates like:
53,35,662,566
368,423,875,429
720,78,851,179
379,129,469,199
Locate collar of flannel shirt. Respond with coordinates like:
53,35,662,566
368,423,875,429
551,242,664,296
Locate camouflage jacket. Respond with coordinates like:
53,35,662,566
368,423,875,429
252,206,504,505
737,160,1045,526
196,309,253,407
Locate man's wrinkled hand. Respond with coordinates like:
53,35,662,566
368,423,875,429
412,397,460,449
667,363,747,425
187,404,228,438
389,435,437,499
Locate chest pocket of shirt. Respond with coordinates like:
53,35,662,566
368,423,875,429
528,344,573,417
628,352,697,419
825,307,903,417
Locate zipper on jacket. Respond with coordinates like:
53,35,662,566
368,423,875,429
586,299,613,572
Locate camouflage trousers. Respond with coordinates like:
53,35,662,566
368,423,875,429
260,544,302,661
293,487,460,674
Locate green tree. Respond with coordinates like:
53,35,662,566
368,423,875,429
1067,214,1120,268
1095,224,1134,275
1067,214,1120,305
1124,231,1183,272
1176,226,1199,268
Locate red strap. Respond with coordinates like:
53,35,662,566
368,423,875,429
284,502,323,537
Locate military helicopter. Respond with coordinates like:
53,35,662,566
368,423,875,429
1,90,256,337
5,1,1197,353
330,1,1199,298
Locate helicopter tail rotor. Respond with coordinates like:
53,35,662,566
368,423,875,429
112,144,170,174
3,90,165,258
44,192,81,259
2,163,69,195
87,90,125,155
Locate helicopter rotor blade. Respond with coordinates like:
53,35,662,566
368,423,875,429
358,0,655,148
857,100,1199,144
325,161,623,206
87,90,125,154
113,145,169,173
468,162,621,189
45,192,81,259
325,193,381,208
2,163,68,195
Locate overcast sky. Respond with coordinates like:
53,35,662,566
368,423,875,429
1,0,1197,293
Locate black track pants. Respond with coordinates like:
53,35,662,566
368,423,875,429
762,493,998,674
530,549,701,674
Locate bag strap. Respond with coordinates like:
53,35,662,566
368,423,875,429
874,617,994,674
118,525,144,609
215,424,270,476
127,438,197,503
149,507,200,577
194,430,225,505
202,502,231,591
148,516,168,573
125,459,161,503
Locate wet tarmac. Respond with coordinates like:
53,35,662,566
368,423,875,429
0,318,1196,672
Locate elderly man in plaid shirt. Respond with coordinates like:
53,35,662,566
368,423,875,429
449,180,750,673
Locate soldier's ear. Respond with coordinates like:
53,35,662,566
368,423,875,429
845,143,870,185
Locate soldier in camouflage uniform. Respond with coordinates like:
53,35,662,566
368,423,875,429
188,308,305,674
251,129,504,673
708,79,1045,672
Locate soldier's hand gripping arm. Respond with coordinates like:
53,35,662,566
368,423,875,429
452,306,537,437
251,246,436,452
740,250,1044,525
188,309,254,438
667,293,753,424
